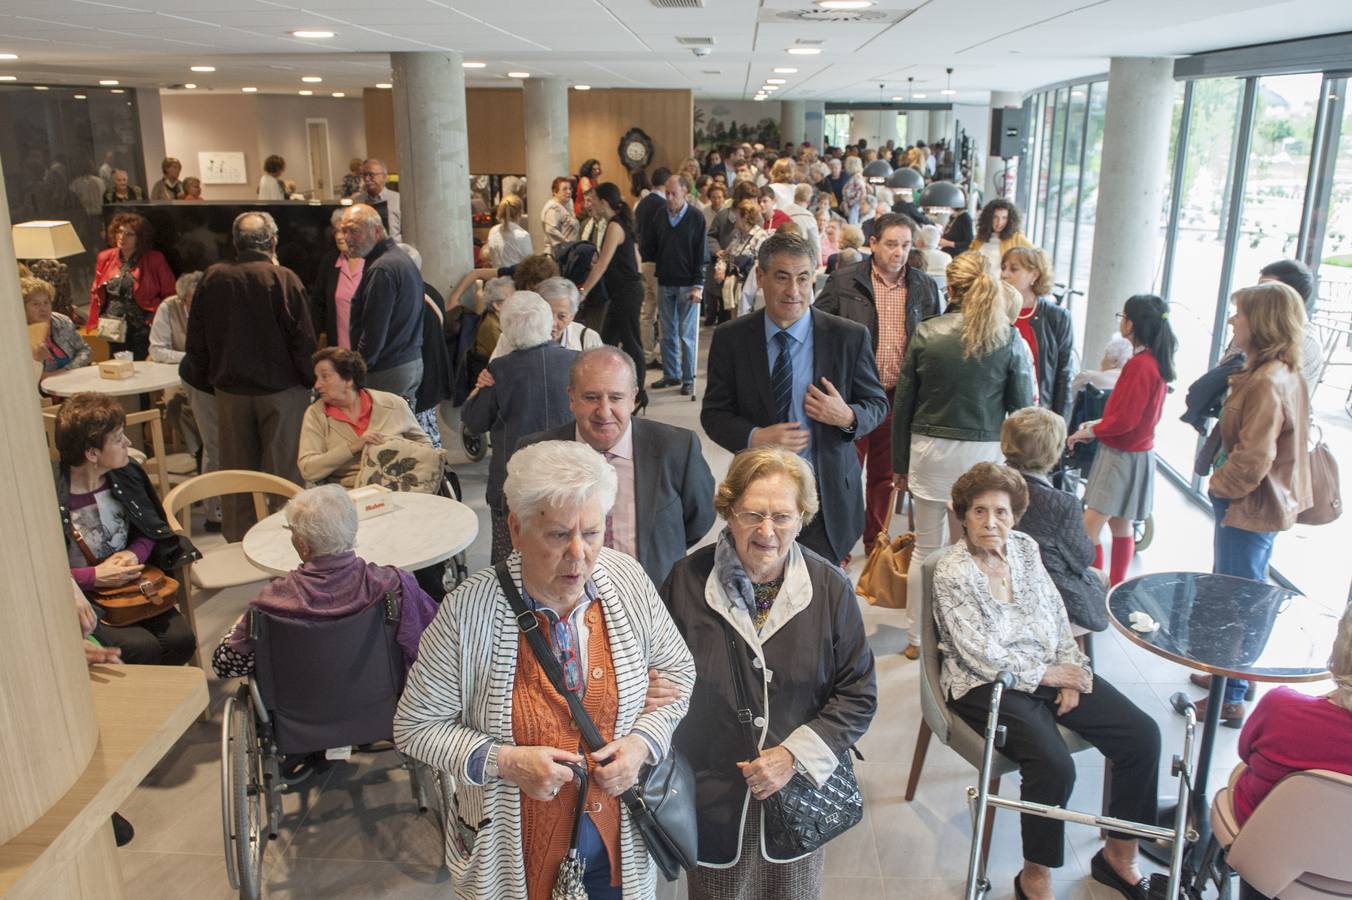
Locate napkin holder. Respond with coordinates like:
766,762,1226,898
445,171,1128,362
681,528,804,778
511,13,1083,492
98,359,135,380
348,484,394,520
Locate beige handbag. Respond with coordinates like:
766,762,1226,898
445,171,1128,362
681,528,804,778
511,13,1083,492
1297,426,1341,526
856,488,915,609
356,438,446,494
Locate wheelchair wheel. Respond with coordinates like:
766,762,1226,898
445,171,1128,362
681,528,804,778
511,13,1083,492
461,423,486,462
1135,514,1155,552
221,689,266,900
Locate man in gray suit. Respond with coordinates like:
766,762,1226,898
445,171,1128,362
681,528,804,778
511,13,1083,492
519,346,717,588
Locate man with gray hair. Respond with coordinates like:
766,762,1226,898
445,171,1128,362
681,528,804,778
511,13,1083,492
182,211,315,539
519,346,715,587
340,203,424,404
356,157,401,241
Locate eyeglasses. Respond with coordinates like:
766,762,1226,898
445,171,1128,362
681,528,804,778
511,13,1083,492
731,509,801,529
1114,312,1125,321
550,617,582,694
360,171,384,179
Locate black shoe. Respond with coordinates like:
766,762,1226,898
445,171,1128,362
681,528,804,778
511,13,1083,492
1090,849,1150,900
633,393,649,416
645,359,662,370
680,383,694,396
1013,874,1029,900
112,812,134,847
650,377,681,389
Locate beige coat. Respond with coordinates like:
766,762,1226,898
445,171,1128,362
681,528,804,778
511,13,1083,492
297,389,430,488
1210,360,1312,532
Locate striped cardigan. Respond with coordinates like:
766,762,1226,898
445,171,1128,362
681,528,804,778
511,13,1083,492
394,548,696,899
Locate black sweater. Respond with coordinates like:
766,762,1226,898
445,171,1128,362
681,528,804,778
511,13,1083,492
647,204,708,287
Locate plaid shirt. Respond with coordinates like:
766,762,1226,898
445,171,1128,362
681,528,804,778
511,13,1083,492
870,266,909,390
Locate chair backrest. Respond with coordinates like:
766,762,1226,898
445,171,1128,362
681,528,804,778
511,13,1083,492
919,548,952,744
1226,768,1352,898
252,596,406,756
163,469,301,537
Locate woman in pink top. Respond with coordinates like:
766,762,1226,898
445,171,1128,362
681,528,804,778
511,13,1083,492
1230,602,1352,898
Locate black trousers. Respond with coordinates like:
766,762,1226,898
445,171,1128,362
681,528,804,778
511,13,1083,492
950,678,1160,868
797,514,839,564
93,608,197,665
602,280,646,401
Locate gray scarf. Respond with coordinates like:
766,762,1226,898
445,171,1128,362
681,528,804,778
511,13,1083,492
714,530,759,616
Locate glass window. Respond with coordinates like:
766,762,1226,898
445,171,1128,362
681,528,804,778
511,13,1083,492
1067,81,1109,349
1040,88,1069,250
1155,76,1246,480
1033,93,1057,246
1052,86,1089,282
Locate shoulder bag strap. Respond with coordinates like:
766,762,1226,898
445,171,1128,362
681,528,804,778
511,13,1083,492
717,616,763,761
68,521,100,566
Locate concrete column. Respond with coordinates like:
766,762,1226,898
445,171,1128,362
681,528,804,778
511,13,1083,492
781,100,806,148
905,110,930,146
134,89,167,189
986,90,1023,201
390,51,474,296
523,78,570,250
1082,57,1175,359
801,100,825,150
0,156,99,847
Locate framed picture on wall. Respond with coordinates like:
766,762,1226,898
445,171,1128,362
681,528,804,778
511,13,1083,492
198,151,248,185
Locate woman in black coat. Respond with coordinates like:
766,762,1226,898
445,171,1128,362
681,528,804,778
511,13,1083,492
1001,246,1076,418
660,447,876,900
1001,408,1108,632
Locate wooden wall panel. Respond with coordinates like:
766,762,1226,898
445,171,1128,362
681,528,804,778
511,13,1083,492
466,89,525,174
363,88,398,173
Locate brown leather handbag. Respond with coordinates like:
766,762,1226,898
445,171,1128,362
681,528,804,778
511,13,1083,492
856,488,914,610
1297,427,1342,526
70,526,180,627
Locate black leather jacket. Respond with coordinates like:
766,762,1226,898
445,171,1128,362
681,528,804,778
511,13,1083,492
815,258,943,352
1026,298,1075,419
56,462,200,573
891,305,1034,473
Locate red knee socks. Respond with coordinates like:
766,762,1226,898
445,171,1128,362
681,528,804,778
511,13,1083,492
1109,536,1135,586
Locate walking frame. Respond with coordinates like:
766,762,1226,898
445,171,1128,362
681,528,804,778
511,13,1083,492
962,673,1199,900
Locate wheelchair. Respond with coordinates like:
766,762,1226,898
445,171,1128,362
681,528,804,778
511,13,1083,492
220,597,445,899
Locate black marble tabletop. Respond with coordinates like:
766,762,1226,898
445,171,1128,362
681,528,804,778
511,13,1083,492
1108,572,1340,681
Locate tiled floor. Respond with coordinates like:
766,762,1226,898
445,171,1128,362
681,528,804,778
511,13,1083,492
118,330,1334,898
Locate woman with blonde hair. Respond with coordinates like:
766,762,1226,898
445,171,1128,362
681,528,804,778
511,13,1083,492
486,194,534,268
890,251,1034,658
768,157,797,210
1002,246,1076,417
1192,281,1313,725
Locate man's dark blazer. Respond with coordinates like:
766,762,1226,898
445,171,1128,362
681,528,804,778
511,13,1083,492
518,418,717,588
700,308,888,561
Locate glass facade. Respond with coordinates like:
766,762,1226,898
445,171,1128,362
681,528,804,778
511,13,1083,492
1018,60,1352,598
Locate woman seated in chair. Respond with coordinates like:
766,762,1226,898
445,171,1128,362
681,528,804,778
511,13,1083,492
211,484,437,680
934,462,1160,900
297,347,430,488
25,275,92,382
1000,407,1108,634
55,392,199,666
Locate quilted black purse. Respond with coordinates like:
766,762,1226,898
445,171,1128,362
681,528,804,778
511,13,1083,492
721,618,863,860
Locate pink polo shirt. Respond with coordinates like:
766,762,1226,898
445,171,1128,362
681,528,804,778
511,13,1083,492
587,422,637,558
334,256,364,349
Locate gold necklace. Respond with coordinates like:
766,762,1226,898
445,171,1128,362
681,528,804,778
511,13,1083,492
974,554,1010,590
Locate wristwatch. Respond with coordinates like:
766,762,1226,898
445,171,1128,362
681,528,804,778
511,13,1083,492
485,741,504,781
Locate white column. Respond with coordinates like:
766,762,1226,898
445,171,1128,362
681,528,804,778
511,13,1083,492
134,89,167,190
905,110,930,146
523,78,570,250
986,90,1023,201
802,100,826,150
780,100,806,148
390,51,475,296
1082,57,1175,359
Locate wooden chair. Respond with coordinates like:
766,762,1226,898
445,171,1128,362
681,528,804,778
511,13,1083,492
163,470,302,668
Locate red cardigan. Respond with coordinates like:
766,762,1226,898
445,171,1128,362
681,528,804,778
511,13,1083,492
88,248,176,327
1093,350,1166,452
1233,686,1352,824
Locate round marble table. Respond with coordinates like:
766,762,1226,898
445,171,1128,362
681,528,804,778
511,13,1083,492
242,492,479,576
42,361,181,397
1109,572,1339,872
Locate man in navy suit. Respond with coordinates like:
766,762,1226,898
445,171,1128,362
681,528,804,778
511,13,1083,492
701,232,888,564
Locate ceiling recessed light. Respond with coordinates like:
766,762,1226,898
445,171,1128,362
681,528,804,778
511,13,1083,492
290,30,334,38
773,67,798,74
754,95,767,102
763,85,779,91
299,89,313,96
331,91,345,97
462,61,486,69
190,65,215,73
183,83,197,89
110,88,125,94
0,54,19,61
34,85,48,90
74,94,87,99
507,71,530,79
767,78,786,84
573,84,591,91
301,75,322,83
940,89,956,95
913,92,927,99
99,79,119,86
0,76,17,82
787,47,821,56
242,86,257,92
817,0,873,8
376,82,392,89
891,96,903,101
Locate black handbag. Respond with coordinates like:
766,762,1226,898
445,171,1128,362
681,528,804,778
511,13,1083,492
721,617,864,860
494,563,697,881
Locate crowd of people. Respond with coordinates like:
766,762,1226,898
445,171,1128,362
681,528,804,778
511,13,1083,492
33,134,1352,900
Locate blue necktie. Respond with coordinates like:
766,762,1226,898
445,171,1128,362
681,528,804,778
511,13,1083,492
771,330,794,424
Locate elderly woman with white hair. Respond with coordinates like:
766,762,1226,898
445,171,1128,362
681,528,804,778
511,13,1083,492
395,440,696,900
491,276,603,360
463,292,579,562
211,484,438,680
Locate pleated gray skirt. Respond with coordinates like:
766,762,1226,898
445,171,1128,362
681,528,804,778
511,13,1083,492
1083,443,1155,521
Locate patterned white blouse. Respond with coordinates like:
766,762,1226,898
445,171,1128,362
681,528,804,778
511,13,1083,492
932,531,1091,701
